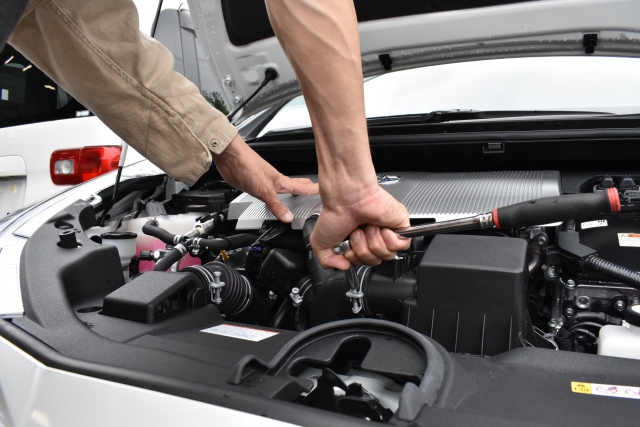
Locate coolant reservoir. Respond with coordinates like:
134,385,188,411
121,214,203,272
598,304,640,360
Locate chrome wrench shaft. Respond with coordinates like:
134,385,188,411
332,213,494,255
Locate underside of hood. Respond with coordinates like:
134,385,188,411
187,0,640,120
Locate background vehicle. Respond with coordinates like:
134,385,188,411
0,1,225,219
2,0,640,426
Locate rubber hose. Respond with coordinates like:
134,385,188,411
568,322,606,331
555,328,575,351
565,311,622,327
194,233,258,252
153,247,185,271
270,298,292,329
142,219,179,245
202,262,253,316
302,215,335,286
572,328,598,343
294,305,309,332
527,252,542,275
585,256,640,290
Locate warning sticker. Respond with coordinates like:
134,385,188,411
571,382,592,394
201,324,279,342
571,382,640,400
618,233,640,248
581,219,608,230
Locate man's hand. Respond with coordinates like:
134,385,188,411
214,135,318,222
266,0,411,269
311,181,411,270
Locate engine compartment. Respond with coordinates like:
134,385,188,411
10,169,640,426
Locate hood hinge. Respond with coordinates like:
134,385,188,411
378,53,393,71
583,34,598,54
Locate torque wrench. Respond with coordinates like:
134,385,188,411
333,188,621,255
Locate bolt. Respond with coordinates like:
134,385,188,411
564,307,575,317
536,234,549,245
565,279,576,289
269,291,277,300
291,287,299,295
234,95,241,103
547,266,556,278
223,75,233,86
615,300,626,312
548,318,560,329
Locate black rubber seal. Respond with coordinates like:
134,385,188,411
101,231,137,240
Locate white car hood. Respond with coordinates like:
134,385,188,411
187,0,640,120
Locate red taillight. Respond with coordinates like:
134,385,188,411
50,146,121,185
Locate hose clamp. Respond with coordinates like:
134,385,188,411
211,271,225,304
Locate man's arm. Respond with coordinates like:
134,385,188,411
9,0,316,221
265,0,411,269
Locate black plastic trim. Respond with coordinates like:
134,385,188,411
0,320,372,427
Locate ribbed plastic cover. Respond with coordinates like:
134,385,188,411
402,171,560,219
229,171,560,229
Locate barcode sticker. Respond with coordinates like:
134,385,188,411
201,324,279,342
581,220,608,230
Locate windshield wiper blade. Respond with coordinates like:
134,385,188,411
366,110,613,126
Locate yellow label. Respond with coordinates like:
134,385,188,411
571,382,592,394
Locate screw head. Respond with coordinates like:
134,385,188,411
234,96,241,103
547,266,556,277
566,279,576,289
564,307,575,317
575,295,591,309
548,318,559,328
291,287,299,295
615,300,626,311
269,291,277,300
536,234,549,245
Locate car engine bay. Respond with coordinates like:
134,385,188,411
10,169,640,426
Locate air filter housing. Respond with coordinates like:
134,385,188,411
408,234,528,356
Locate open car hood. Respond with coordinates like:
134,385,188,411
187,0,640,121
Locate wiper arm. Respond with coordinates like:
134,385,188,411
366,109,613,126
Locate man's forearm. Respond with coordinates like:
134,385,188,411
265,0,378,203
10,0,237,186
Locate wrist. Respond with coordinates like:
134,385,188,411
212,134,244,166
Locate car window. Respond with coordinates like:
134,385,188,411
257,56,640,136
0,44,90,129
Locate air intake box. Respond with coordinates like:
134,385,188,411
407,234,527,356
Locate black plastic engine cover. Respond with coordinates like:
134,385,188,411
408,234,527,356
578,215,640,272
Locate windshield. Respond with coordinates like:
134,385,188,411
257,56,640,136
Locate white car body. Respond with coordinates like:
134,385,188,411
0,117,144,219
1,0,640,426
0,2,178,219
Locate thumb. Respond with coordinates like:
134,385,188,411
264,194,294,223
